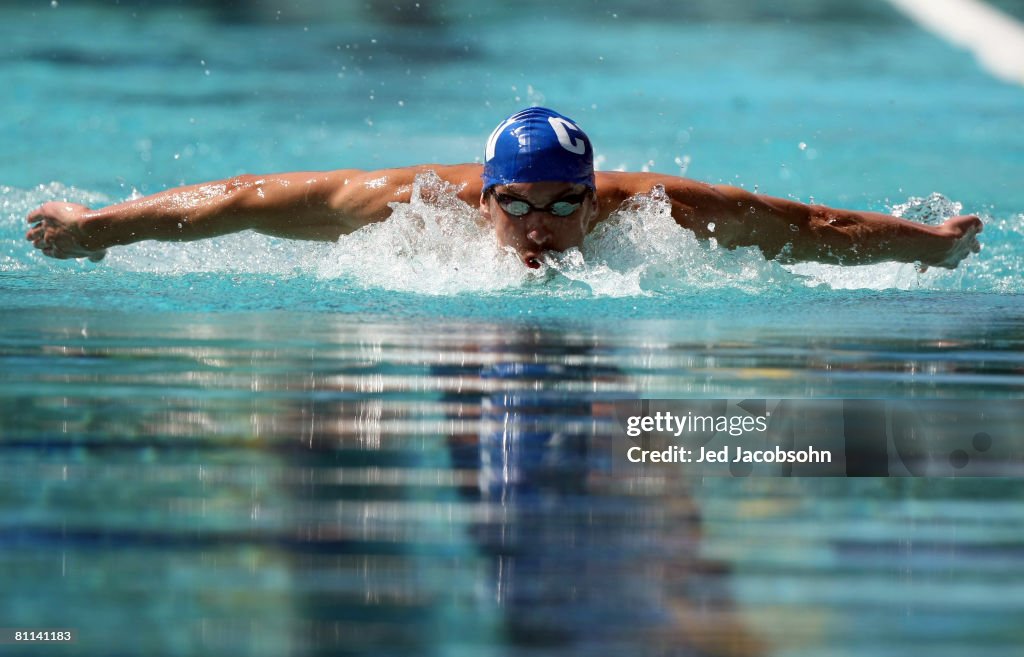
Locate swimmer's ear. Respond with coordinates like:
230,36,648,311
479,193,492,221
585,189,600,226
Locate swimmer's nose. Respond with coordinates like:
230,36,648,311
526,228,551,246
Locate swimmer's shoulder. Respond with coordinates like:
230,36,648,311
595,171,712,196
325,163,484,208
594,171,712,217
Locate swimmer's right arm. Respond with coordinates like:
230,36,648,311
25,165,483,260
25,170,371,260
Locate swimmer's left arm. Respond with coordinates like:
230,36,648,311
664,181,982,269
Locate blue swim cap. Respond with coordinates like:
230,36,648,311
482,107,595,191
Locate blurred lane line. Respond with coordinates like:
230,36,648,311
888,0,1024,85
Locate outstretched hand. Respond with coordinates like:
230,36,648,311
920,214,982,271
26,202,106,261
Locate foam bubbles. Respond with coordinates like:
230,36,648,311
315,171,534,294
548,185,801,295
785,260,924,291
890,192,963,225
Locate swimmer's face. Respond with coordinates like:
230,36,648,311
480,181,598,269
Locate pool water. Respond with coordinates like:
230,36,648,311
2,2,1023,656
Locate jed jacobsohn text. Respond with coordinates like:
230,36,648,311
627,444,832,464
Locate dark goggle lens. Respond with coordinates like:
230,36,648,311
501,199,532,216
495,194,584,217
548,201,581,217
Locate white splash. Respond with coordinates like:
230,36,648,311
546,185,797,296
3,179,1013,294
890,192,963,225
316,171,535,294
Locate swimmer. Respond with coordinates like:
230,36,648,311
26,107,981,270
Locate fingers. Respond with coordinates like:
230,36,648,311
39,240,78,260
26,202,92,231
959,215,982,254
26,226,80,260
951,214,983,235
24,202,102,261
918,215,984,271
30,232,104,261
26,206,45,225
26,213,58,246
26,202,60,225
26,220,51,250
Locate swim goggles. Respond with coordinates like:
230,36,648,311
490,191,585,218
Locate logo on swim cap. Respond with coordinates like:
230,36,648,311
482,107,595,191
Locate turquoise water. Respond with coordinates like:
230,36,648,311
2,2,1024,656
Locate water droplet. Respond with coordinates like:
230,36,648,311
50,0,58,7
798,142,807,151
707,222,716,233
789,225,799,232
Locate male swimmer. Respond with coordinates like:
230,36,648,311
27,107,981,270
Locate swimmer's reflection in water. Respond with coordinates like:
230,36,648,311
181,332,766,655
440,345,765,656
